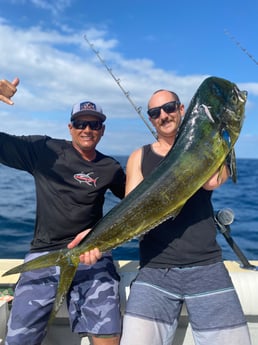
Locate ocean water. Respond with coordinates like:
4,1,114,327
0,158,257,263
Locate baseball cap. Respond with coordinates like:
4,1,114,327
71,100,106,122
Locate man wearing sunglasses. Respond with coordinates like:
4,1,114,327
119,89,250,345
0,78,125,345
71,89,250,345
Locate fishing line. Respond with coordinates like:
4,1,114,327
224,30,258,66
83,35,157,139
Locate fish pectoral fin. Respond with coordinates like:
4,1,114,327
49,260,78,323
226,149,237,183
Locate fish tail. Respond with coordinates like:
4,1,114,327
48,257,78,322
2,249,71,276
2,249,80,322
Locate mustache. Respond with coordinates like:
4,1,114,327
160,117,175,125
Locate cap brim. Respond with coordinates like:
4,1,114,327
71,110,106,122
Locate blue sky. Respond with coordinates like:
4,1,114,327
0,0,257,157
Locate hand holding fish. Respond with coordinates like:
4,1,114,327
202,164,230,190
67,229,102,265
0,77,19,105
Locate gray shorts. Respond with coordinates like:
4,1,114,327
5,251,121,345
120,262,251,345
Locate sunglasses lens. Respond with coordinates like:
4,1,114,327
72,121,83,129
163,102,177,113
72,120,103,130
89,121,103,130
147,108,161,119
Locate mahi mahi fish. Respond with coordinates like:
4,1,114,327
2,76,247,320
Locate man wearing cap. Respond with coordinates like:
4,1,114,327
0,78,125,345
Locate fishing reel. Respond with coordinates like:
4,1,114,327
214,208,257,271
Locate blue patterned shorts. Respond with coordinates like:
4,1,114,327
5,251,121,345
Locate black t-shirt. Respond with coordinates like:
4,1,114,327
139,144,222,268
0,133,125,252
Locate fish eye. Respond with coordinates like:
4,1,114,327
230,90,238,104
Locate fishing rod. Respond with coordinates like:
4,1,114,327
83,35,157,139
224,30,258,66
214,208,257,270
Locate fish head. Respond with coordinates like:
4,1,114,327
195,76,247,148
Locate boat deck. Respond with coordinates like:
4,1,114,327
1,259,258,345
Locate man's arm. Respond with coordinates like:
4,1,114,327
125,148,144,196
0,78,19,105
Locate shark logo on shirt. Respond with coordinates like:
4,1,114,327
74,172,99,187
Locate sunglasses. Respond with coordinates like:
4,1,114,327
147,101,180,119
71,120,103,131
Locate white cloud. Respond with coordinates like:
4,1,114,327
239,83,258,96
8,0,72,15
1,18,258,157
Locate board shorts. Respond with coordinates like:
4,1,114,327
120,262,251,345
5,251,121,345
